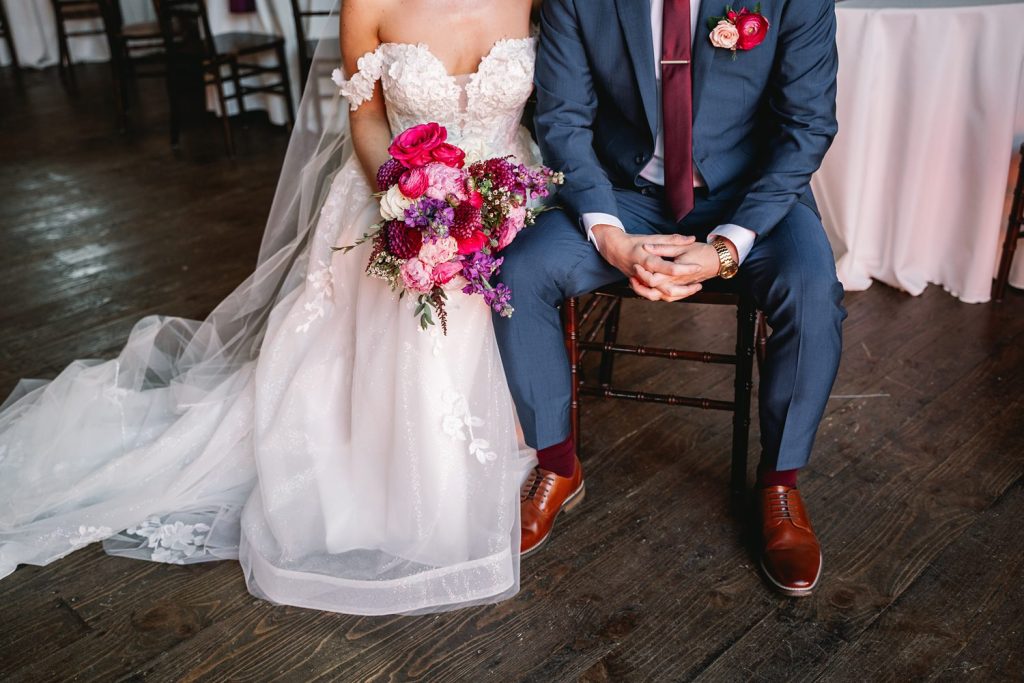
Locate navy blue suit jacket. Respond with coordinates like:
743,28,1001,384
534,0,839,238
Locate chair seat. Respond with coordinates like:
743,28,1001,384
121,21,161,40
213,31,283,57
56,2,103,20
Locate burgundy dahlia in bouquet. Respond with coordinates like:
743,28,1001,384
336,122,563,333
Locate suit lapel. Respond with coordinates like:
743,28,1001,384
615,0,658,138
691,0,720,122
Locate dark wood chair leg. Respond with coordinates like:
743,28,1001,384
230,61,247,128
211,63,235,156
563,297,581,452
0,0,22,86
598,297,622,386
165,63,181,148
993,146,1024,302
731,297,757,496
54,5,72,83
276,42,295,128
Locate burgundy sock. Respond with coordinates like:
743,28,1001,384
536,435,577,478
757,463,799,489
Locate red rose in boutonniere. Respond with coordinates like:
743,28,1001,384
708,4,770,58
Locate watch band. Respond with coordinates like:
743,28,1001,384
711,238,739,279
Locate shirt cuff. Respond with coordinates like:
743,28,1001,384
708,224,756,265
580,212,626,252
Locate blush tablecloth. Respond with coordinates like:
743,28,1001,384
812,0,1024,303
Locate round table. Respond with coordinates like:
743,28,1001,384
812,0,1024,303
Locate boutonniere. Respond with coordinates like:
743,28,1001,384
707,4,770,59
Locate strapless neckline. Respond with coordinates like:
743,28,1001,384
375,37,536,81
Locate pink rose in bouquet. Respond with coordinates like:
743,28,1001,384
388,122,447,168
398,167,429,199
431,143,466,169
496,206,527,250
456,230,488,255
431,260,464,285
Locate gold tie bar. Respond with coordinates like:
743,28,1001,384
660,59,691,64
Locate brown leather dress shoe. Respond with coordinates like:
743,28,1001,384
759,485,822,597
520,457,585,557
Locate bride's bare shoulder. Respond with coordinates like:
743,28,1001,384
340,0,398,67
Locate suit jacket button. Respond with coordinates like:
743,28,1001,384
635,154,645,164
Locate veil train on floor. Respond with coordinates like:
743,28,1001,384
0,1,531,615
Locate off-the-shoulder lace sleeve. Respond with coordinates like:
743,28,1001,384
331,47,384,111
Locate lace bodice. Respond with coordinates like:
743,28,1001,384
332,38,538,162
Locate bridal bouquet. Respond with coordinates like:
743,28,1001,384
338,122,563,333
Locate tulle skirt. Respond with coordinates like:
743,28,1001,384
0,155,534,615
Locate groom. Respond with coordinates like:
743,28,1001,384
494,0,845,596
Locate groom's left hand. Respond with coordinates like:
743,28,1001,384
631,238,736,302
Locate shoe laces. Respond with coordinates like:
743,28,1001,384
768,488,797,521
520,467,554,504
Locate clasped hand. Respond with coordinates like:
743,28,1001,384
594,227,722,302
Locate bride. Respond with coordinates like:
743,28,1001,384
0,0,542,615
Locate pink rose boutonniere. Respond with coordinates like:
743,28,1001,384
708,4,770,59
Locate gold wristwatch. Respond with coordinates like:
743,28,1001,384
711,238,739,279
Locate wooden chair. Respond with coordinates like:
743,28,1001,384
51,0,110,87
563,284,768,495
288,0,335,93
0,0,22,84
104,0,167,129
157,0,294,155
993,141,1024,301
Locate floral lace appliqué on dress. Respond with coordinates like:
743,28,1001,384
123,517,213,564
331,38,537,163
440,388,498,464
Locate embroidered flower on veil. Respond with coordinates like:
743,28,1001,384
124,516,213,564
440,389,497,464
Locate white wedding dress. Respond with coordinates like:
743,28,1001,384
0,37,540,615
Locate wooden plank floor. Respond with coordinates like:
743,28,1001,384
2,64,1023,683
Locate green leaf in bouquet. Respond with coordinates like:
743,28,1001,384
332,225,382,253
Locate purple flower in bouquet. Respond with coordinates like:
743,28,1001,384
404,197,455,241
482,283,513,316
461,250,503,284
376,158,406,191
460,251,514,317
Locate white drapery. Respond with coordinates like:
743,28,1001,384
812,0,1024,303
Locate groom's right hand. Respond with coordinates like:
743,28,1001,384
592,226,704,302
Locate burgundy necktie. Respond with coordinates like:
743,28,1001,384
662,0,694,221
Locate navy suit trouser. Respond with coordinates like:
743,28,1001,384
493,186,846,471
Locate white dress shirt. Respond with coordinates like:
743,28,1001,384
580,0,757,264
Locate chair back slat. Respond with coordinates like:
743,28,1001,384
157,0,216,61
289,0,333,68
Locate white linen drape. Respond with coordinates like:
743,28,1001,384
812,0,1024,303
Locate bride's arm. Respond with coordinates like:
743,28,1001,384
341,0,392,186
